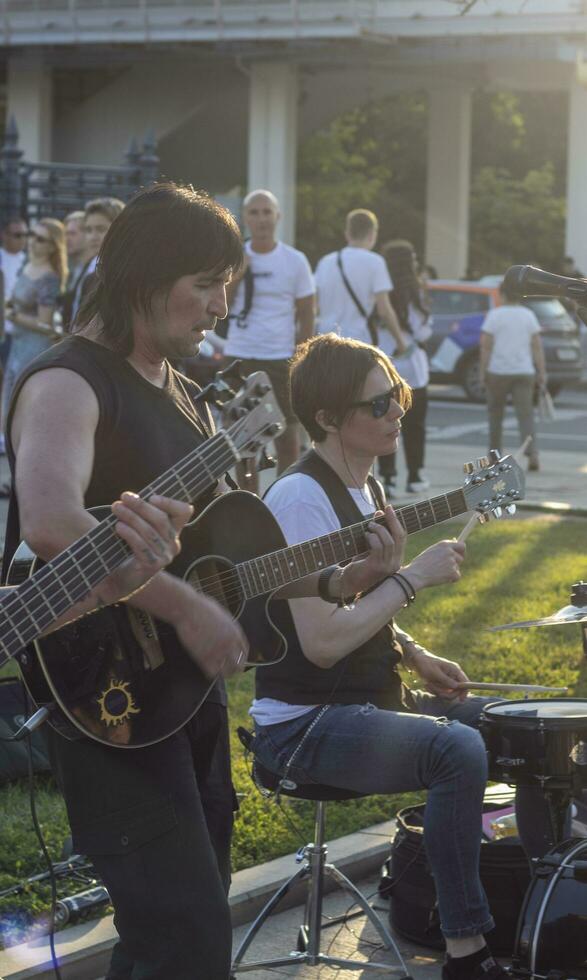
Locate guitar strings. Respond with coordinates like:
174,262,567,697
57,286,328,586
0,411,275,652
180,491,464,606
1,477,463,643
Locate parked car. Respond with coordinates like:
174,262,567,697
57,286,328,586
426,280,584,401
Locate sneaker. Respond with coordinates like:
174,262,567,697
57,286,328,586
442,951,509,980
406,478,431,493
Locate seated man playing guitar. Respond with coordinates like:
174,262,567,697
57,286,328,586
250,333,553,980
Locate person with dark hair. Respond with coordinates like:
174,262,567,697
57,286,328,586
2,183,398,979
1,182,251,980
479,280,546,471
378,239,432,494
249,332,556,980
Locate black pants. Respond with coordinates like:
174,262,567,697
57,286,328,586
48,701,235,979
379,385,428,483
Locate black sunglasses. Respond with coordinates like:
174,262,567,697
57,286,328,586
29,233,50,245
9,231,28,239
350,384,403,419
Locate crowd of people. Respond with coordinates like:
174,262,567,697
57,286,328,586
0,183,561,980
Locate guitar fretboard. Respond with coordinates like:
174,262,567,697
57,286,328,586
236,489,467,598
0,430,239,667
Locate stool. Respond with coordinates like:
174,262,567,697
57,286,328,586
232,734,413,976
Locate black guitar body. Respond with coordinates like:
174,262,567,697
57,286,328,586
9,492,291,748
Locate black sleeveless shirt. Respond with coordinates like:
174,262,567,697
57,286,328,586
2,335,225,702
255,450,406,711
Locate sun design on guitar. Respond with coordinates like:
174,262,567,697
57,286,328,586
492,479,506,493
97,679,140,727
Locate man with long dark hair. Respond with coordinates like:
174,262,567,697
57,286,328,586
2,183,251,979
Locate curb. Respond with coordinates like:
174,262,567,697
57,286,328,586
0,818,396,980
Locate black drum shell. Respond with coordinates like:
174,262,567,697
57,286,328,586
480,699,587,788
513,837,587,978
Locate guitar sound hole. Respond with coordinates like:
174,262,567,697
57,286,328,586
185,558,242,617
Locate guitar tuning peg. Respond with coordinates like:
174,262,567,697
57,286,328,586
216,359,246,391
463,461,475,474
488,449,501,463
492,506,503,519
257,449,276,472
477,456,490,469
478,512,491,523
195,382,221,405
506,503,517,515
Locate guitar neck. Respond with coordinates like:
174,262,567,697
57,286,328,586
237,488,468,598
0,430,239,667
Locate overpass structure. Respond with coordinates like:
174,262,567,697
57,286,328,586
1,0,587,273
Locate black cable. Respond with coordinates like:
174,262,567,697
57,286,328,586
22,687,63,980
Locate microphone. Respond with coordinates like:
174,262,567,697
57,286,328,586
503,265,587,302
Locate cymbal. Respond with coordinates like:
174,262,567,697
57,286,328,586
488,604,587,632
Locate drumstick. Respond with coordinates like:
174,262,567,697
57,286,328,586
455,682,568,693
458,513,481,543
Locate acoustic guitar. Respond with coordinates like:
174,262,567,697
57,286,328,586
11,452,524,748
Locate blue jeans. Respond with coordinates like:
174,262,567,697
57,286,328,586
253,693,552,940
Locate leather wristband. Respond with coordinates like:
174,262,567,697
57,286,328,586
317,566,340,604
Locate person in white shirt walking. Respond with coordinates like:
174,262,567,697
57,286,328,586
315,209,405,353
479,281,546,471
224,189,315,491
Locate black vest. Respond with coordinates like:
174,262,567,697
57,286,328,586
1,335,225,701
255,450,405,711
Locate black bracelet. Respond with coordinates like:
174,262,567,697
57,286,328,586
390,571,416,606
318,566,340,604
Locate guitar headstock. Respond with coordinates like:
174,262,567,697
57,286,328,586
462,451,525,518
219,371,285,458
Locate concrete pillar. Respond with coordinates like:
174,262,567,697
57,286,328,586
6,56,53,163
425,87,472,278
247,62,298,244
566,79,587,275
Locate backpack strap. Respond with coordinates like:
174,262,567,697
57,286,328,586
336,251,378,345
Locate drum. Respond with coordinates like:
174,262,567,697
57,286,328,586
480,699,587,788
513,837,587,978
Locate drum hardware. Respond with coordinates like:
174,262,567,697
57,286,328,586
480,699,587,848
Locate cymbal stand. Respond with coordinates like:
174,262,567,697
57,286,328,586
570,582,587,657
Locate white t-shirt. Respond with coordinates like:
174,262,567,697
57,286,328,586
315,246,391,345
224,240,315,360
1,248,25,335
379,304,431,389
481,304,540,376
249,471,379,727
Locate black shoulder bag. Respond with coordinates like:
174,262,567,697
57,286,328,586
336,251,379,346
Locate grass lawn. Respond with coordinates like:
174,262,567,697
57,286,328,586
1,514,586,944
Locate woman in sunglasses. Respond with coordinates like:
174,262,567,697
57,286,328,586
250,333,550,980
1,219,67,443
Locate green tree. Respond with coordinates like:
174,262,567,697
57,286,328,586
469,163,565,274
296,93,428,266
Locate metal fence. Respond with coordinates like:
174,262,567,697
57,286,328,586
0,117,159,225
